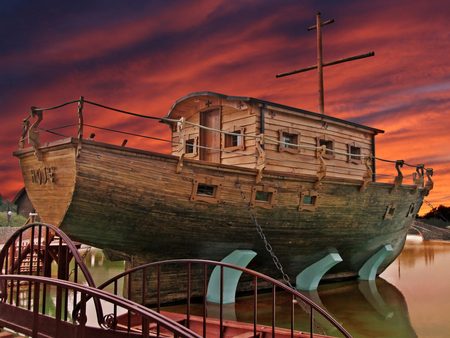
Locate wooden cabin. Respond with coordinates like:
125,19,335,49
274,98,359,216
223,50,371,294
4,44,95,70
165,92,383,182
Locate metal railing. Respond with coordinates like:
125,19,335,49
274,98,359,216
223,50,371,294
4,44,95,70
0,222,353,337
76,259,354,338
0,274,202,338
0,223,104,325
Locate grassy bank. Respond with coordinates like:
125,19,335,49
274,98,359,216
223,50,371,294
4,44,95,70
0,212,27,227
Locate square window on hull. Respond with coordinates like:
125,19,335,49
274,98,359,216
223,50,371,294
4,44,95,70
298,190,319,211
250,185,277,209
190,178,222,204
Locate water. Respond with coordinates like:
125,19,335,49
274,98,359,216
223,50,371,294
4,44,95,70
37,236,450,337
381,236,450,337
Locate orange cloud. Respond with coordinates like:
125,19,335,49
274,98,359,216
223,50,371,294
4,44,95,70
1,0,449,218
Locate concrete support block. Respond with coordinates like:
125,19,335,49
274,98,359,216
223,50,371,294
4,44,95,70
296,253,343,291
206,250,257,304
358,244,393,280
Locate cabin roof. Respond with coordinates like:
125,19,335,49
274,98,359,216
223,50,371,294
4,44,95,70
163,91,384,134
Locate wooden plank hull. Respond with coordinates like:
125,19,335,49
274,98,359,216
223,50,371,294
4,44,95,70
14,138,423,283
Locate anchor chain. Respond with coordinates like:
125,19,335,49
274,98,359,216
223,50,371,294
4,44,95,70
235,181,325,334
235,181,292,286
68,246,91,279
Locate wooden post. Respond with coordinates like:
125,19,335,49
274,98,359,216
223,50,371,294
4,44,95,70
77,96,84,157
276,13,374,116
316,13,325,115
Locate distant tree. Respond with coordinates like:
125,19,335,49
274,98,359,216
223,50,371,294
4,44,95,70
0,196,6,212
419,205,450,222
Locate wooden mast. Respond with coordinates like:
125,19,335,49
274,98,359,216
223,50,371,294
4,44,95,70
276,12,375,115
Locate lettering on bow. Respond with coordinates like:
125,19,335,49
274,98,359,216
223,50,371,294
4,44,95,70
30,167,55,185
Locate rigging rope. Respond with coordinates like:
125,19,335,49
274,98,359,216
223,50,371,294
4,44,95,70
27,97,433,172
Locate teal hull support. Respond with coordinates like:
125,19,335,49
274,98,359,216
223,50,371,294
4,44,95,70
206,250,257,304
358,244,393,280
296,253,343,291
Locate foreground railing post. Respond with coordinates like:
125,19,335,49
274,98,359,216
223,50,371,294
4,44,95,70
33,281,40,338
253,276,257,338
203,263,207,338
55,286,62,337
220,266,224,338
272,285,276,338
291,294,295,338
79,292,87,338
187,262,191,329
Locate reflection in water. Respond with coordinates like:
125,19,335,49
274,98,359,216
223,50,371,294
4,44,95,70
382,236,450,338
162,236,450,337
307,279,417,338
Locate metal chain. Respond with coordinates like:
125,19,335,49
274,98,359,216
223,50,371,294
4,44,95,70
235,182,293,286
235,181,325,334
68,246,91,278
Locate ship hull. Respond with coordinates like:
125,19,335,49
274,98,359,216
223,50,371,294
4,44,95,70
14,138,423,282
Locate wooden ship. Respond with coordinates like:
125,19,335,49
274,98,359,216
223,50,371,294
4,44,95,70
13,13,433,299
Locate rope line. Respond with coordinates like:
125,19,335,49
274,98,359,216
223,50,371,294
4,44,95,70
84,124,174,144
84,100,163,121
27,98,433,171
36,126,71,138
33,100,80,112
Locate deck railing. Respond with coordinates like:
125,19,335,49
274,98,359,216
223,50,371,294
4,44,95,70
18,98,433,189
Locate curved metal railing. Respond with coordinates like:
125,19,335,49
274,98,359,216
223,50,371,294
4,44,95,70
74,259,353,338
0,223,105,326
0,274,202,338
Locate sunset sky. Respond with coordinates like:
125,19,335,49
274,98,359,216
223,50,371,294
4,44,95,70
1,0,449,215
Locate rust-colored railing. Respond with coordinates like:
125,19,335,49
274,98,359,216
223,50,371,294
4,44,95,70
0,223,104,325
80,259,353,338
0,274,202,338
0,223,352,337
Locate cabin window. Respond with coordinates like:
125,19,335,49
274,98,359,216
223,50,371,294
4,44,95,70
183,136,198,158
384,203,396,219
278,129,301,154
298,190,319,211
186,140,195,154
316,136,335,159
223,127,245,152
347,143,362,164
250,185,277,209
190,178,222,204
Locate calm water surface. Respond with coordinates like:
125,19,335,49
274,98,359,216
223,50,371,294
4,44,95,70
82,236,450,337
380,236,450,337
